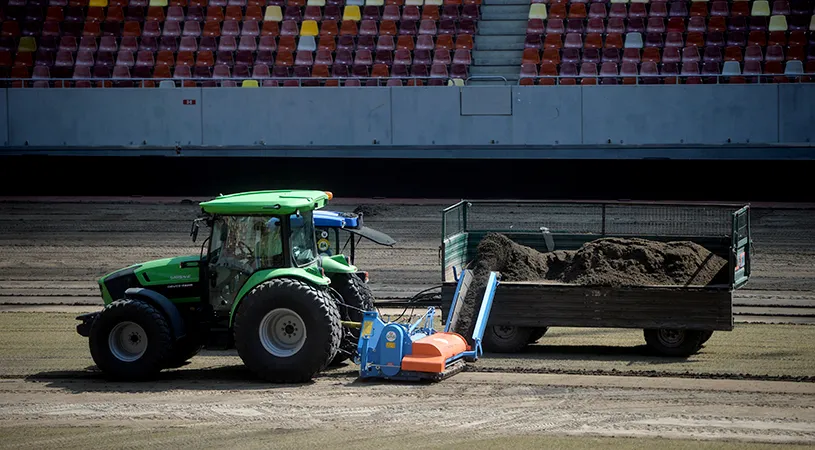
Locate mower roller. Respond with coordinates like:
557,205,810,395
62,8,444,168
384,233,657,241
355,269,500,381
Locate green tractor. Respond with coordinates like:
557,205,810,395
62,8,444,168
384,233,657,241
75,190,377,382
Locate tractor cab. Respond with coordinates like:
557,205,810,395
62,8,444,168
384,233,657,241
185,191,349,317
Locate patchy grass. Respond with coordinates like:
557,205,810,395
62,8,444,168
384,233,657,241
1,312,814,381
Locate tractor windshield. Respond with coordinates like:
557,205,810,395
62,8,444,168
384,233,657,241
208,215,285,273
289,210,317,267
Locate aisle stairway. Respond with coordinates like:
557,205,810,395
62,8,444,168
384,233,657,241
469,0,529,85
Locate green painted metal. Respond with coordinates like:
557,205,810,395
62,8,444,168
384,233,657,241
134,255,201,285
731,205,752,289
320,254,358,274
199,190,330,215
228,266,330,326
98,280,114,305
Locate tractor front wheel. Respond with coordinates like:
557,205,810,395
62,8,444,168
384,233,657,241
328,273,375,366
88,299,173,381
233,277,342,383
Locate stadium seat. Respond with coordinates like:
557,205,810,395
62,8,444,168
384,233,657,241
529,4,547,20
751,1,771,16
12,0,810,87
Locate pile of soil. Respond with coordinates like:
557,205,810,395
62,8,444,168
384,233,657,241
451,233,728,342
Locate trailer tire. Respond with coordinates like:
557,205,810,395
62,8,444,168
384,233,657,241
643,328,705,357
327,273,375,366
699,330,714,345
528,327,548,344
233,277,342,383
482,325,533,353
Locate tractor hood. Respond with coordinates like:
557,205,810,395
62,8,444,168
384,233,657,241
98,255,202,305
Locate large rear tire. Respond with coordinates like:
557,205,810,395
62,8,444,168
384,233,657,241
233,277,342,383
88,299,173,381
328,273,375,365
482,325,533,353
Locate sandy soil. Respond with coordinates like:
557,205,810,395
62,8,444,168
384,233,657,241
1,373,814,448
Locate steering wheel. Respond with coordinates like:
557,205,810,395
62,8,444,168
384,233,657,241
236,241,254,259
215,256,253,276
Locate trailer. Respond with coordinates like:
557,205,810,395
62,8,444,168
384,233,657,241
439,200,752,357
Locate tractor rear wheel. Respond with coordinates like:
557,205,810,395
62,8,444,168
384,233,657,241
233,277,342,383
328,273,375,366
88,299,173,380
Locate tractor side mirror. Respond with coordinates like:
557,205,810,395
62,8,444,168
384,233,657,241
190,220,201,243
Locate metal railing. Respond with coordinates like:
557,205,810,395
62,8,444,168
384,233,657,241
0,76,471,88
518,72,815,85
444,199,743,238
4,72,813,88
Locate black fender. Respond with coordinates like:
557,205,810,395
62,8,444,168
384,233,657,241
124,287,186,340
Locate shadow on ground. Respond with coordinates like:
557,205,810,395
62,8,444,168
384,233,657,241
488,343,700,366
25,362,363,393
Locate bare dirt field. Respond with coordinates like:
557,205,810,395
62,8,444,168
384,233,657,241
1,197,814,448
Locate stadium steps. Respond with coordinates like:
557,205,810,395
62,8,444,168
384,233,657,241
469,0,528,85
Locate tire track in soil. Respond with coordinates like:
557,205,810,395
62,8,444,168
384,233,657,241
0,376,813,445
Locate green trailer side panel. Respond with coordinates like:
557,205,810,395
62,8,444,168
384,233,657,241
229,266,330,325
442,232,468,283
732,206,752,289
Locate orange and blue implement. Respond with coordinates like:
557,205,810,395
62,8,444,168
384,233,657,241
356,270,499,381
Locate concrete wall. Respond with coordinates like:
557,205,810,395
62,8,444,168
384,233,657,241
2,85,814,153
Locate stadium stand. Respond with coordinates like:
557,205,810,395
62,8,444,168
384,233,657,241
521,0,815,84
0,0,812,86
0,0,479,86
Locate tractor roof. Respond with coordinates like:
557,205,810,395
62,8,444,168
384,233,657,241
199,190,331,215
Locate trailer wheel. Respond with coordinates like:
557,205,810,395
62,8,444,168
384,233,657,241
482,325,533,353
699,330,714,345
327,273,375,366
528,327,548,344
233,277,342,383
643,328,705,357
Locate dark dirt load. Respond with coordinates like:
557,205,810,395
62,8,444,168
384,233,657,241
451,233,728,343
